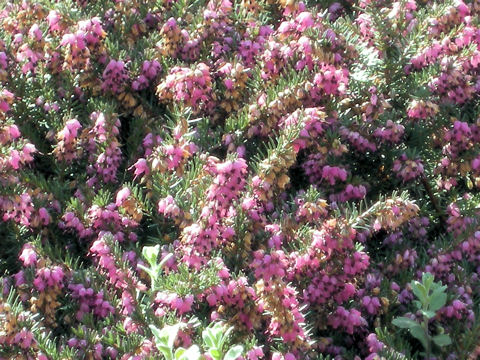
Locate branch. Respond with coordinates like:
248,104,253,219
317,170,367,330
420,174,446,226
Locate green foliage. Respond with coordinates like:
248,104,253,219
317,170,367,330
392,273,451,358
202,322,244,360
149,321,243,360
139,244,173,292
140,244,221,296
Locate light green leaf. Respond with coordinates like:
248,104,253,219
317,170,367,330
422,272,434,291
202,328,216,349
175,348,186,359
411,281,428,306
203,327,219,349
431,284,447,294
420,310,436,319
212,322,225,341
178,345,201,360
150,325,174,359
149,325,165,345
432,334,452,347
224,345,244,360
218,325,234,350
163,324,182,349
142,245,160,266
223,325,234,340
157,344,174,360
150,323,182,352
208,348,222,360
392,317,418,329
137,264,155,278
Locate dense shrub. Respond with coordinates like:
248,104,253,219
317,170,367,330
1,0,480,359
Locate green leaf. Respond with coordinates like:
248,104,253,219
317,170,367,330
420,310,436,319
175,348,186,359
429,291,447,312
222,325,234,343
431,284,447,293
392,317,418,329
178,345,201,360
411,281,428,306
422,272,434,291
202,328,216,349
150,323,182,354
224,345,244,360
149,325,164,344
208,348,222,360
137,264,155,279
432,334,452,347
218,324,234,350
150,325,174,360
158,344,174,359
163,324,182,349
413,300,422,310
213,322,225,339
142,245,160,267
409,324,428,350
203,327,219,349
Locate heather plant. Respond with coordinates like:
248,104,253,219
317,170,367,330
2,0,480,359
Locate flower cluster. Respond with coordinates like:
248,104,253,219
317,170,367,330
101,60,128,94
392,153,424,182
328,306,367,335
154,292,194,316
68,282,114,320
53,119,83,163
406,99,439,120
157,63,215,113
85,112,122,185
132,60,162,91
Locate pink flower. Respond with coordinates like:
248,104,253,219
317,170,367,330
14,271,26,286
296,12,314,31
102,60,128,94
33,277,46,291
472,157,480,172
65,119,82,137
14,328,34,349
28,24,42,41
367,333,384,353
9,150,20,169
9,125,21,139
116,187,131,207
50,266,65,284
47,10,61,32
38,207,50,225
19,244,37,266
179,295,194,314
90,239,110,255
22,143,37,162
122,290,135,315
131,158,149,177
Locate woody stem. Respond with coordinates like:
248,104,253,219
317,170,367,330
420,174,446,226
